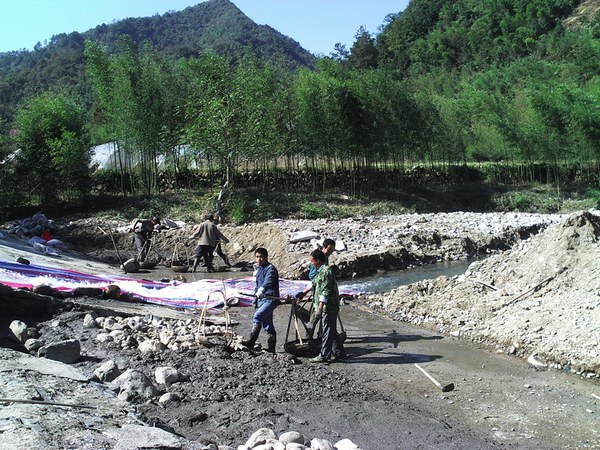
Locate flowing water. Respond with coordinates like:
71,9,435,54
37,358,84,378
340,258,477,294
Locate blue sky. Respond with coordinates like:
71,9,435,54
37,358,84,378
0,0,409,55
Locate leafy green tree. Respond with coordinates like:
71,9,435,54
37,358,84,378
182,51,245,182
13,91,91,204
85,38,183,194
347,27,379,70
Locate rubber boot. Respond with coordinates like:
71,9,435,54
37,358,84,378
266,331,277,353
205,254,214,273
242,324,261,349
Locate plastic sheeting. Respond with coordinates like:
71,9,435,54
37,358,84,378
0,260,362,312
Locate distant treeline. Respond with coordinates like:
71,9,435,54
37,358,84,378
1,0,599,208
92,162,600,197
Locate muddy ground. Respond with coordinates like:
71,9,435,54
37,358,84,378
1,211,599,449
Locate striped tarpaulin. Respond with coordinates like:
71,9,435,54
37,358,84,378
0,260,361,312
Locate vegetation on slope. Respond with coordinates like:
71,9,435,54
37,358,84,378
0,0,599,217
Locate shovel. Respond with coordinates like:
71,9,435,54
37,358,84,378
98,225,132,273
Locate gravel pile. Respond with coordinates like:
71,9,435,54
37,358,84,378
365,210,600,378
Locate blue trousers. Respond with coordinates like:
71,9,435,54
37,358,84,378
252,299,278,333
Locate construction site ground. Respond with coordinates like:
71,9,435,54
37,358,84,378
0,211,599,449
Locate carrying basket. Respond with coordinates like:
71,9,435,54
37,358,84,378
170,241,190,273
283,301,314,356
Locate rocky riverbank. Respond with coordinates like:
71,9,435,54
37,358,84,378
363,210,600,379
58,211,563,280
2,210,599,449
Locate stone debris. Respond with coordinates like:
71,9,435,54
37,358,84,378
367,210,600,378
2,210,595,449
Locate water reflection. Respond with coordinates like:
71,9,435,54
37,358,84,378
340,258,476,294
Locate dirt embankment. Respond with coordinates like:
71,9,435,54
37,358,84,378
366,210,600,378
60,212,561,280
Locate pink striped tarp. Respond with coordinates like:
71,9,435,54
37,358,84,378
0,260,361,312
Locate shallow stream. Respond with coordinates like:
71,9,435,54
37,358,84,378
340,258,476,293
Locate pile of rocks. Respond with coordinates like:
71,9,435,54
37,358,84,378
3,304,375,449
231,427,361,450
223,212,563,278
365,210,600,377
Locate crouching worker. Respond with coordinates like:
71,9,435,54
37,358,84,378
132,216,160,261
308,249,345,363
242,247,280,353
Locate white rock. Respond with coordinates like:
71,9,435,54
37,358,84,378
284,444,307,450
334,438,361,450
127,316,147,331
279,431,304,446
158,392,180,404
138,339,164,354
309,438,334,450
244,428,277,448
94,360,121,382
96,332,112,343
24,338,44,352
155,366,180,385
527,353,547,368
289,230,320,243
9,320,28,343
103,317,117,330
83,314,97,328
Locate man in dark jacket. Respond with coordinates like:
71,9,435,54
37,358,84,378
133,216,160,261
242,247,280,353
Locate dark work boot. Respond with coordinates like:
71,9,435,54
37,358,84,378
242,324,261,349
205,255,214,273
266,331,277,354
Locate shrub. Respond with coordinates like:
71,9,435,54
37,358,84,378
301,201,325,219
511,192,531,211
585,188,600,206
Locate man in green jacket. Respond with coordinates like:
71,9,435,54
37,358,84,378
308,248,345,363
296,238,336,338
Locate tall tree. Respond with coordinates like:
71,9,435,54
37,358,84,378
13,91,91,204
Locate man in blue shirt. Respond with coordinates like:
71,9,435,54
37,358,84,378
242,247,280,353
307,238,335,281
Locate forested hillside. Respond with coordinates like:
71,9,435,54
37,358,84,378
0,0,315,123
1,0,599,213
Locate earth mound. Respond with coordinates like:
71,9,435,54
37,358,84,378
368,210,600,377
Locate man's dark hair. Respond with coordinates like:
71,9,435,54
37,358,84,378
255,247,268,258
322,238,335,248
310,249,326,263
205,213,214,221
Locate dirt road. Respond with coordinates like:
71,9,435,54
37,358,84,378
319,302,599,449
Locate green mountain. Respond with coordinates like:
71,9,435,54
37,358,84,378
0,0,316,124
375,0,599,75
